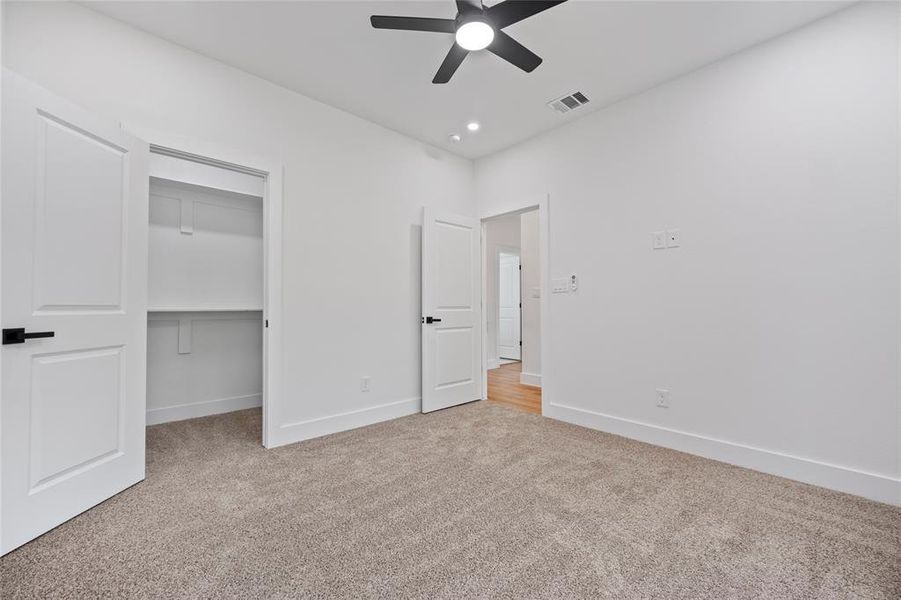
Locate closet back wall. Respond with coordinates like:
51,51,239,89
2,1,475,444
146,178,263,425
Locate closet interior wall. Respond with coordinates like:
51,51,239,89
146,154,264,426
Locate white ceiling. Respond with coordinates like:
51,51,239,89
84,1,851,159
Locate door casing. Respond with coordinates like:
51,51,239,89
479,197,550,412
132,130,284,449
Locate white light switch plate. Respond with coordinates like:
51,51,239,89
653,231,666,250
552,278,569,294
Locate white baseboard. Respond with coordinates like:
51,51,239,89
546,402,901,507
147,393,262,426
266,397,421,448
520,371,542,387
487,359,500,370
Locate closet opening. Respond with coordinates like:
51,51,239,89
145,146,280,447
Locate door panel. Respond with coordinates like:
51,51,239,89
421,209,481,413
34,113,127,312
435,328,475,388
1,69,148,555
29,347,124,490
434,222,473,308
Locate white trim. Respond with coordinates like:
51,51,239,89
480,225,489,399
128,126,284,449
896,0,901,512
147,306,262,313
147,394,262,426
267,397,421,447
480,195,550,413
519,372,542,387
547,402,901,506
538,195,550,413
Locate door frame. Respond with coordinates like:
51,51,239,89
131,127,284,448
495,245,521,362
480,194,550,414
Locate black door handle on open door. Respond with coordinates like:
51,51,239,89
423,317,442,324
2,328,55,345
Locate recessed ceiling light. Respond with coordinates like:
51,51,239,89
466,122,480,132
455,20,494,51
448,134,461,143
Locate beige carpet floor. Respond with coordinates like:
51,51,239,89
1,402,899,599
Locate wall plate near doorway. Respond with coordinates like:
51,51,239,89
552,278,569,293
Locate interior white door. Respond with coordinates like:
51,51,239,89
498,252,521,360
1,70,149,555
421,208,481,413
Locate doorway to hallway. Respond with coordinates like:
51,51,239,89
487,362,541,414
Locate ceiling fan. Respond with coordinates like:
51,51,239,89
370,0,568,84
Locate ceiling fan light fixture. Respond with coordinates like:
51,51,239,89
371,0,569,83
455,20,494,51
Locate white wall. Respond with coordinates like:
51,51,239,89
147,312,262,425
476,3,900,505
149,179,263,310
2,1,475,443
519,210,541,386
483,215,520,368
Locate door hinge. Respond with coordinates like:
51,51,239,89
265,319,269,328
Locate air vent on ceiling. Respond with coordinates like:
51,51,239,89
547,91,590,114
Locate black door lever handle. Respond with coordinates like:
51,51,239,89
3,328,55,345
423,317,442,324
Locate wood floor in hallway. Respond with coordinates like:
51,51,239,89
487,361,541,414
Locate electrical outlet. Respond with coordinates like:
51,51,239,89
666,229,681,248
361,377,370,392
653,231,666,250
656,388,670,408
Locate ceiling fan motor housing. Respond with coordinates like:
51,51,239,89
455,8,491,31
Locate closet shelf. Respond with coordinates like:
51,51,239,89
147,306,263,313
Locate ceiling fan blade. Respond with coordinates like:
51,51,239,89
370,16,456,33
487,30,542,73
487,0,567,29
433,44,469,84
456,0,482,14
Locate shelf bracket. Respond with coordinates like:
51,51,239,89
180,198,194,235
177,318,192,354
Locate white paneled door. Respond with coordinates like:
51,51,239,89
498,252,521,360
1,70,149,555
421,208,481,413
